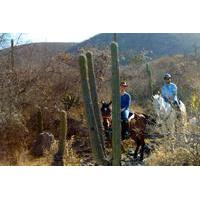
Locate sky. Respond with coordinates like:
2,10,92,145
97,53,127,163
23,33,97,43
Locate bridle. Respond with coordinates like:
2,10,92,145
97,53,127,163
101,102,112,132
102,114,112,130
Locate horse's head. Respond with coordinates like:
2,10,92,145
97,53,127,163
100,101,112,130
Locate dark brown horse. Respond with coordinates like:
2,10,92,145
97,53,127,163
101,101,156,161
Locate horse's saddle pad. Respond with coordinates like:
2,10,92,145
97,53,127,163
128,112,135,121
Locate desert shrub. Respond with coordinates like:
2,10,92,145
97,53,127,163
146,135,200,166
190,93,200,116
0,111,30,165
0,46,112,164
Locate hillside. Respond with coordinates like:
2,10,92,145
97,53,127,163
69,33,200,63
120,54,200,107
2,33,200,68
0,42,76,69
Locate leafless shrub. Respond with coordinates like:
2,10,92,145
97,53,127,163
146,134,200,166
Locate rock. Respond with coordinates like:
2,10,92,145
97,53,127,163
32,132,54,157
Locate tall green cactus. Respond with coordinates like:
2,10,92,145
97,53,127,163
146,63,153,96
58,110,67,156
86,51,105,153
10,39,14,70
53,110,67,166
37,107,43,134
111,42,121,166
113,33,117,42
79,54,107,165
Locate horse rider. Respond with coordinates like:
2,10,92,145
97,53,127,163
120,81,131,139
161,73,181,112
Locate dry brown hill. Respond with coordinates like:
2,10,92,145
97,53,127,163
0,42,76,69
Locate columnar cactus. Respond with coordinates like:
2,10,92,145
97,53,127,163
146,63,153,96
11,39,14,70
37,107,43,134
53,110,67,166
86,51,105,152
58,110,67,156
111,42,121,166
79,54,107,165
113,33,117,42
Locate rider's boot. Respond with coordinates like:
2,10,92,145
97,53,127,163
122,120,130,140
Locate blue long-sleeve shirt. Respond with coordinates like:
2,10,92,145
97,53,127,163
161,82,178,102
121,92,131,110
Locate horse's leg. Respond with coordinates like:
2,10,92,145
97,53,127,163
138,133,145,161
172,112,177,134
175,116,179,133
158,118,167,134
139,137,145,161
165,116,173,135
165,120,171,134
160,121,166,134
133,139,140,160
139,143,145,161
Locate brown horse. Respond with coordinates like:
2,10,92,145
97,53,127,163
100,101,156,161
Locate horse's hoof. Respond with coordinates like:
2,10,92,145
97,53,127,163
133,156,138,162
139,158,144,162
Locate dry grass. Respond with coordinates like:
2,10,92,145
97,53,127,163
146,134,200,166
17,140,82,166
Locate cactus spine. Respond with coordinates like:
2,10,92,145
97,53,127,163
86,51,105,152
37,107,43,134
111,42,121,166
146,63,153,96
79,54,107,165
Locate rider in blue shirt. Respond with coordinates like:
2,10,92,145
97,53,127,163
120,81,131,139
161,73,179,108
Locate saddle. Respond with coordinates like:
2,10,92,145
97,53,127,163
128,112,135,121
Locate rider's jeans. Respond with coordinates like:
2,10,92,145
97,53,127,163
121,109,129,121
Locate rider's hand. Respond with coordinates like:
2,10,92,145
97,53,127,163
121,108,125,112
